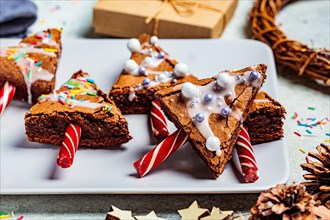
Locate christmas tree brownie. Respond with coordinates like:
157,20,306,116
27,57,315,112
155,64,267,178
0,28,62,104
109,33,197,114
25,70,132,147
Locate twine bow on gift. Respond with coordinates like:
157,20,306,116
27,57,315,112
145,0,226,36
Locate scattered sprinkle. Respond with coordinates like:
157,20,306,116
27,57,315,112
326,133,330,136
305,156,309,164
86,78,95,83
294,131,301,137
27,69,32,79
44,48,58,52
14,53,25,61
0,212,8,216
299,148,306,154
16,216,24,220
0,215,10,219
35,61,42,66
7,55,13,60
325,139,330,142
107,106,113,112
308,107,315,110
87,92,96,96
306,129,313,134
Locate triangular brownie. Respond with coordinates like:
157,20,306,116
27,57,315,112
25,70,132,147
110,33,197,114
0,28,62,104
155,64,267,178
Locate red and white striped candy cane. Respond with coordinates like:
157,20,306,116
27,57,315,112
0,81,16,116
134,128,188,177
150,99,169,140
57,124,81,168
235,126,259,183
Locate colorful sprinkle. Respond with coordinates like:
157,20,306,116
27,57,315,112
107,106,113,112
0,212,8,216
86,78,95,83
0,215,10,219
325,139,330,142
308,107,315,110
305,156,309,164
7,55,13,60
16,216,24,220
44,48,58,52
87,92,96,96
326,133,330,136
294,131,301,137
14,53,25,61
299,148,306,154
27,69,32,79
35,61,42,66
306,129,313,134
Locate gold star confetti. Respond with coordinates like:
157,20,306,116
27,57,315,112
201,207,234,220
178,201,210,220
134,211,166,220
106,206,135,220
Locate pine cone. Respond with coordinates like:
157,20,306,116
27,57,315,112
301,143,330,208
249,183,317,220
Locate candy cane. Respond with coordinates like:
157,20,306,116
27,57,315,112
134,128,188,177
150,99,169,140
235,126,259,183
0,82,16,116
57,124,81,168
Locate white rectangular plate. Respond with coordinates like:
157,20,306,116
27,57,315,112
0,39,289,194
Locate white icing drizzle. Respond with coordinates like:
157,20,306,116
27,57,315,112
125,36,190,101
1,45,56,104
181,66,263,156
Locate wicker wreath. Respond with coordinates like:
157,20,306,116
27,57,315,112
250,0,330,85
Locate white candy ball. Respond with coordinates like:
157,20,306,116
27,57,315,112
217,72,233,88
181,82,198,99
150,36,159,44
206,136,220,152
127,38,141,53
124,59,139,75
143,57,152,66
158,73,168,83
174,63,189,77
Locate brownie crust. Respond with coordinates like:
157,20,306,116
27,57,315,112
246,91,286,144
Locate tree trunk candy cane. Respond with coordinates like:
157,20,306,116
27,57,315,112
133,128,188,177
0,81,16,116
150,99,170,140
235,126,259,183
57,124,82,168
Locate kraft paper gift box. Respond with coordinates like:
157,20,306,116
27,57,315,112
93,0,238,38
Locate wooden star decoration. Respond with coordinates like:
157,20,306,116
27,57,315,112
178,201,210,220
201,207,234,220
134,211,166,220
106,206,135,220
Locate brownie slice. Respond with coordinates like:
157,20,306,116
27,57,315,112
246,91,286,144
109,33,197,114
25,70,132,147
156,64,267,178
0,28,62,104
